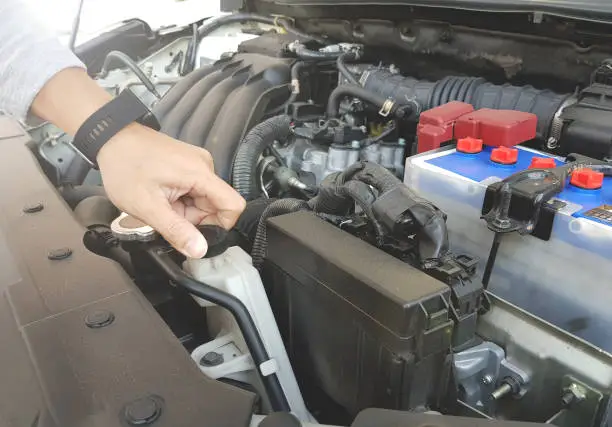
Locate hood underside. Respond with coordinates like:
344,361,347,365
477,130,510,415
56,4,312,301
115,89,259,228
246,0,612,23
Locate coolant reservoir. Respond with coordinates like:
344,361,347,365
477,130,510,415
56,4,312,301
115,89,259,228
184,242,310,422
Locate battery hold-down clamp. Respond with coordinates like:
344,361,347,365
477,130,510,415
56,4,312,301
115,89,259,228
480,154,611,288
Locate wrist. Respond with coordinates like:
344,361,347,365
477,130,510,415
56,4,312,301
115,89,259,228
97,123,148,166
72,90,160,168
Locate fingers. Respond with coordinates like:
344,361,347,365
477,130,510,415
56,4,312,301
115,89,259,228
191,172,246,229
146,199,208,258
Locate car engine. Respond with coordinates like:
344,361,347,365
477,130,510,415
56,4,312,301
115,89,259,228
16,6,612,427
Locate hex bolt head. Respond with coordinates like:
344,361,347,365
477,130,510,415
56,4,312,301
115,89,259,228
23,203,44,214
47,247,73,260
481,374,494,386
561,383,587,407
85,310,115,329
123,396,162,425
200,351,224,367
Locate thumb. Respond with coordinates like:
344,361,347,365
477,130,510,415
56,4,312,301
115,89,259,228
147,204,208,258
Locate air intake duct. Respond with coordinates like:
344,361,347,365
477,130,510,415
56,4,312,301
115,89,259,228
360,69,570,141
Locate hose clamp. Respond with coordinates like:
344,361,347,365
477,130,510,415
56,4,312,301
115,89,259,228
379,99,395,117
548,95,577,150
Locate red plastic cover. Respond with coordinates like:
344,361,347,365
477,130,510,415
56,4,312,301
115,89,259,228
490,146,519,165
417,102,474,153
454,109,537,148
570,168,604,190
456,137,483,154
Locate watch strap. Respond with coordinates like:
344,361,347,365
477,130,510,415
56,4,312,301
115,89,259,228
72,90,160,168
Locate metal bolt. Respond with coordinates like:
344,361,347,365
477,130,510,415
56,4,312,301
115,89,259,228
561,391,576,407
482,374,495,386
85,310,115,329
561,383,587,407
47,247,72,260
200,351,224,367
491,383,513,400
23,202,44,213
123,396,162,425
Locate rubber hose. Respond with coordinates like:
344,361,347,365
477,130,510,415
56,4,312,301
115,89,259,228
147,247,290,413
61,185,107,209
267,62,308,115
63,156,91,186
99,50,161,99
290,61,308,96
294,44,341,60
277,18,328,46
360,69,569,140
337,52,359,85
74,196,135,276
232,115,293,201
251,198,309,269
327,84,399,118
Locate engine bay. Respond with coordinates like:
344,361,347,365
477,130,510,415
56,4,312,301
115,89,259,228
13,6,612,427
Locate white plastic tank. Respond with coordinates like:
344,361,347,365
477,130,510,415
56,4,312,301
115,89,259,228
184,246,311,422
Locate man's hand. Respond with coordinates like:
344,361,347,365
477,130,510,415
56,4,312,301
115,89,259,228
97,124,246,258
31,68,245,258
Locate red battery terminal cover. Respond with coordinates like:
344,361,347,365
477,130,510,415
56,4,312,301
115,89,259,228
416,102,538,153
490,146,519,165
454,109,538,148
570,168,604,190
456,137,483,154
529,157,557,169
417,102,474,153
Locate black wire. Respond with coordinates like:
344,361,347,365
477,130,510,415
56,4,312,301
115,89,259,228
147,246,290,413
482,233,502,290
98,51,161,99
182,23,198,75
277,18,328,46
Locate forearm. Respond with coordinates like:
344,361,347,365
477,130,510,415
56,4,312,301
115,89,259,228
31,67,113,136
0,0,86,120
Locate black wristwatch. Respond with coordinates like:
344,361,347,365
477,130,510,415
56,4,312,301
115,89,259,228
72,89,160,168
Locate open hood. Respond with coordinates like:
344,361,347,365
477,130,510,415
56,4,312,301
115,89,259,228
245,0,612,23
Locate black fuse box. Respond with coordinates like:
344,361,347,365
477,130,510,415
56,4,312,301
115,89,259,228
263,211,455,420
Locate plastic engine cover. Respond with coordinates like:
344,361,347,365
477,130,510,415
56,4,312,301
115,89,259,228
262,211,454,420
405,144,612,352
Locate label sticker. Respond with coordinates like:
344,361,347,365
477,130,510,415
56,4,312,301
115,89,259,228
584,205,612,225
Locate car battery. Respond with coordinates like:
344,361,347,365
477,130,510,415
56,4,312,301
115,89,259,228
406,114,612,352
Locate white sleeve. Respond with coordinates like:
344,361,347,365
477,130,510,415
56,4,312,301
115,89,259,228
0,0,86,120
